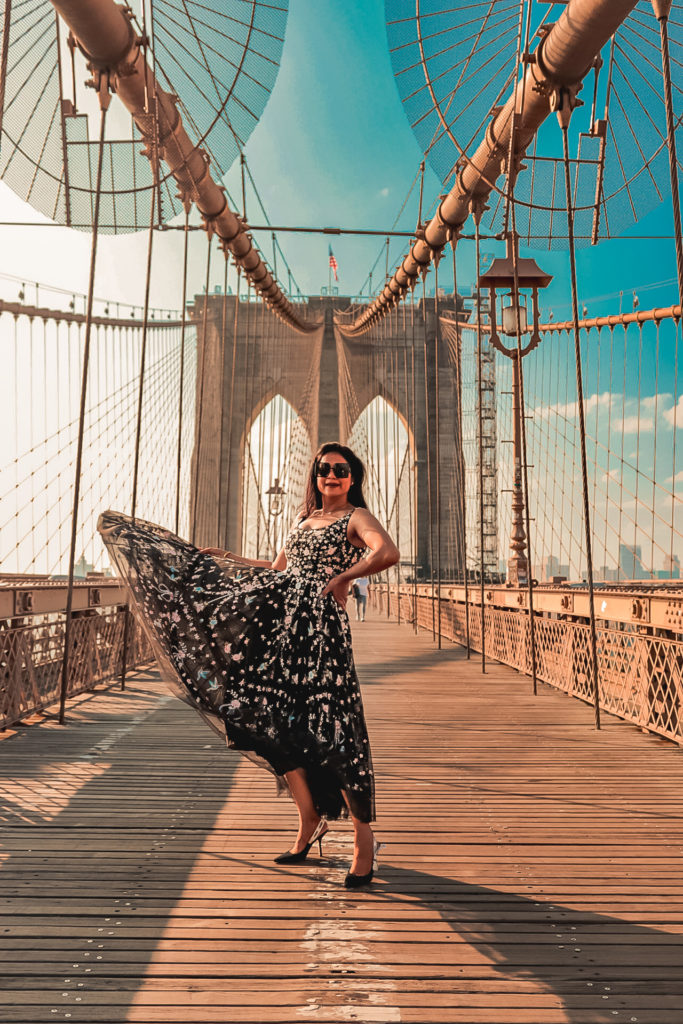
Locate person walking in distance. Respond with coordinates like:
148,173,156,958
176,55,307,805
354,576,369,621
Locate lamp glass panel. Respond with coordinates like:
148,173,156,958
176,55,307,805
501,302,528,336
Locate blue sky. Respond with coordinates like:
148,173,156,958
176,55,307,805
2,0,681,575
0,0,678,318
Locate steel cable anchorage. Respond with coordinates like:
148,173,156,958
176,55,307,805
48,0,317,335
342,0,641,337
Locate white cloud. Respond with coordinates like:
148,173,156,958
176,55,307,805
534,391,670,436
621,415,654,434
534,390,614,421
664,394,683,427
379,187,390,198
641,393,672,410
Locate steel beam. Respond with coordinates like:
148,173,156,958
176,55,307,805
48,0,314,334
348,0,640,334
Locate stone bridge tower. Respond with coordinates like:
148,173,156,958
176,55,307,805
189,293,465,580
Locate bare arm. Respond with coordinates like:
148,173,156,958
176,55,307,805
200,547,276,569
321,509,399,605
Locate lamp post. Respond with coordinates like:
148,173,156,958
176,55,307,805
266,477,285,557
478,233,552,587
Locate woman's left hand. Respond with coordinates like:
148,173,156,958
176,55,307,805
321,575,349,609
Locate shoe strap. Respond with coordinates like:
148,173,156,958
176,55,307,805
309,818,328,844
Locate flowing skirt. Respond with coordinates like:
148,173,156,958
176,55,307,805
98,511,375,822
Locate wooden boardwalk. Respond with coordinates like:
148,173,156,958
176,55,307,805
1,611,683,1023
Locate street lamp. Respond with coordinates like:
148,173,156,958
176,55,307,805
478,232,552,587
266,477,285,518
266,477,286,555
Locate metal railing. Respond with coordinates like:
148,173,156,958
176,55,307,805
0,578,152,728
372,583,683,745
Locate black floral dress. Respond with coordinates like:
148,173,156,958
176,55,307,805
97,509,375,822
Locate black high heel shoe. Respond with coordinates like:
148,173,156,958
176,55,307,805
344,835,379,889
274,818,328,864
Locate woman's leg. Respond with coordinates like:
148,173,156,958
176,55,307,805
284,768,325,853
342,791,374,874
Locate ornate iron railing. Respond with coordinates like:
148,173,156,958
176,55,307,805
0,579,152,728
372,583,683,745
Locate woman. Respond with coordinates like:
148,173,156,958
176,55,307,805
98,442,399,887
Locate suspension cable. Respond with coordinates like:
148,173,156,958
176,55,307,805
420,274,436,639
223,265,241,548
174,205,190,534
123,32,162,691
191,236,213,545
452,241,470,658
655,4,683,306
58,94,110,725
433,259,442,648
474,218,486,673
503,0,539,695
217,252,229,546
560,99,601,730
410,287,418,632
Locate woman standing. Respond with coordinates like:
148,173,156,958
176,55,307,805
98,441,399,887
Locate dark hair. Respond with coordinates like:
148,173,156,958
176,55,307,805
302,442,368,516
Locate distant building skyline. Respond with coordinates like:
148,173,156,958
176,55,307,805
537,548,681,583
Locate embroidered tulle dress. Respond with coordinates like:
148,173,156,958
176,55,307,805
97,509,375,822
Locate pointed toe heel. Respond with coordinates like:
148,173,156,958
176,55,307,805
344,835,380,888
274,819,328,864
344,867,374,889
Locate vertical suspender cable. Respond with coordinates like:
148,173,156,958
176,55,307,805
217,253,229,546
255,300,267,556
433,260,442,648
392,345,402,625
383,335,390,617
240,281,253,553
58,97,109,724
174,206,190,534
474,219,486,673
123,61,160,691
191,238,213,545
504,0,537,689
224,266,241,548
402,336,413,627
509,234,540,694
410,289,418,632
560,104,601,729
654,3,683,306
130,185,158,520
452,242,470,657
421,276,436,639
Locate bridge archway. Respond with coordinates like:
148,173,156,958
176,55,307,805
348,396,416,579
242,394,313,560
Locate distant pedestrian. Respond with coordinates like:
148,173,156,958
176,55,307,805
354,576,369,621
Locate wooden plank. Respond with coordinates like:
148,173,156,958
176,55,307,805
1,615,683,1023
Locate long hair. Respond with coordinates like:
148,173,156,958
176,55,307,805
302,442,368,516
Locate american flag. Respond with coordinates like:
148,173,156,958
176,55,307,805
328,246,338,282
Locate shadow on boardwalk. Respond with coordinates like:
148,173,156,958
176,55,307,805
371,865,682,1023
1,651,683,1022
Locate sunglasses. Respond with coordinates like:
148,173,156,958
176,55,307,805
316,461,351,479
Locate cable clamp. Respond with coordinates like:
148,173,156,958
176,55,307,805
551,84,583,129
199,195,227,239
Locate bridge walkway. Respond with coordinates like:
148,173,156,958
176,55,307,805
1,613,682,1022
